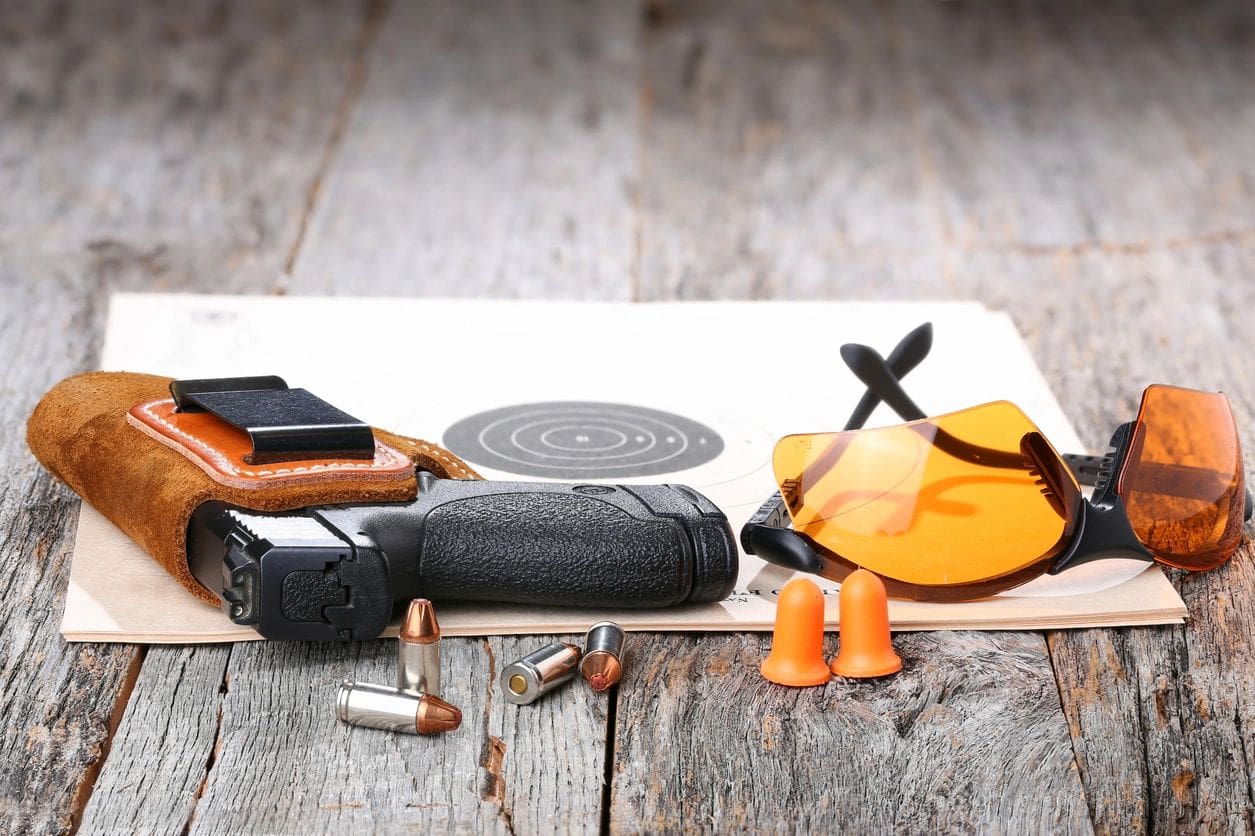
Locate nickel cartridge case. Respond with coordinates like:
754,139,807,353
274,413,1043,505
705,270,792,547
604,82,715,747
398,599,441,695
500,642,581,705
336,680,461,735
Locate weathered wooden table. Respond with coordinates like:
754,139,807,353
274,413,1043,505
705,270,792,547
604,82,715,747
3,1,1253,832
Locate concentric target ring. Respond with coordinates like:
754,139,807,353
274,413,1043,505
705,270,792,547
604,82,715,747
442,401,725,479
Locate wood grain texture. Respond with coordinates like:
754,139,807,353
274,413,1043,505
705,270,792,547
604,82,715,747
0,0,370,283
0,280,142,836
74,646,232,835
637,0,1255,301
897,0,1255,250
176,635,608,834
636,0,949,300
286,0,640,298
0,1,371,832
611,632,1091,832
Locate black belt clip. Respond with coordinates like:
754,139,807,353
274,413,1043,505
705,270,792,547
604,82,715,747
169,375,375,464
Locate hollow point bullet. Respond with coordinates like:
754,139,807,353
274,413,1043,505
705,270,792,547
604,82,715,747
398,598,441,696
580,621,625,692
500,642,581,705
336,680,462,735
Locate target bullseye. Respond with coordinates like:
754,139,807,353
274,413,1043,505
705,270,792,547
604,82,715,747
538,425,629,453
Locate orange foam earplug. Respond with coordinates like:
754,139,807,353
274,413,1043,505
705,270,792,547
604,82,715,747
760,577,832,687
830,569,902,678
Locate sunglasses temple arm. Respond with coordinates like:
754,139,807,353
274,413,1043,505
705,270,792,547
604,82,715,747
838,343,929,422
841,322,934,431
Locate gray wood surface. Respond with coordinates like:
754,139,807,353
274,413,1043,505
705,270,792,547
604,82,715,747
0,1,371,833
2,0,1253,833
0,281,141,836
287,0,639,298
613,632,1090,832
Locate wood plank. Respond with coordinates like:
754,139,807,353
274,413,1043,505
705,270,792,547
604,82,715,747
0,0,370,279
896,0,1255,250
636,0,948,300
0,1,373,832
612,632,1091,831
0,279,143,836
180,635,608,834
72,646,232,834
636,0,1255,300
286,0,641,298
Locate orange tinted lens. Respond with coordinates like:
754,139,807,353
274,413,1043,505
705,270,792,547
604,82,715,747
773,401,1080,597
1117,385,1245,571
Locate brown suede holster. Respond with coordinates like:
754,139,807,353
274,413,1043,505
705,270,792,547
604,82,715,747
27,372,478,605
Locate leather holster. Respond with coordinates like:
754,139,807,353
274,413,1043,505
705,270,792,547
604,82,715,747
27,371,478,605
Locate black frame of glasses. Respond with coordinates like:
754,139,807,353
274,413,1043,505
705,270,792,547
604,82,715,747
741,322,1253,584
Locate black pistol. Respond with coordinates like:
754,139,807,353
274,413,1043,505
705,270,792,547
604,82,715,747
187,472,738,641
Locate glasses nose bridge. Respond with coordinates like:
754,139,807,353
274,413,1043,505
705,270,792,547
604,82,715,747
1047,494,1154,575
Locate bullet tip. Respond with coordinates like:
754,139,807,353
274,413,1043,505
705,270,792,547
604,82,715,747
401,599,440,643
580,651,622,691
416,694,462,734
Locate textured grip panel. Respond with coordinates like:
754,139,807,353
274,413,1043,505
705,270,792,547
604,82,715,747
624,484,739,603
417,491,695,607
312,478,739,610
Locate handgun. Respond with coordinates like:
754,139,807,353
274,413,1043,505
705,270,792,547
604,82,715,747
187,471,738,640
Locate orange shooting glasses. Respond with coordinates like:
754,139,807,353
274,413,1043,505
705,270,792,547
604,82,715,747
741,324,1251,602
